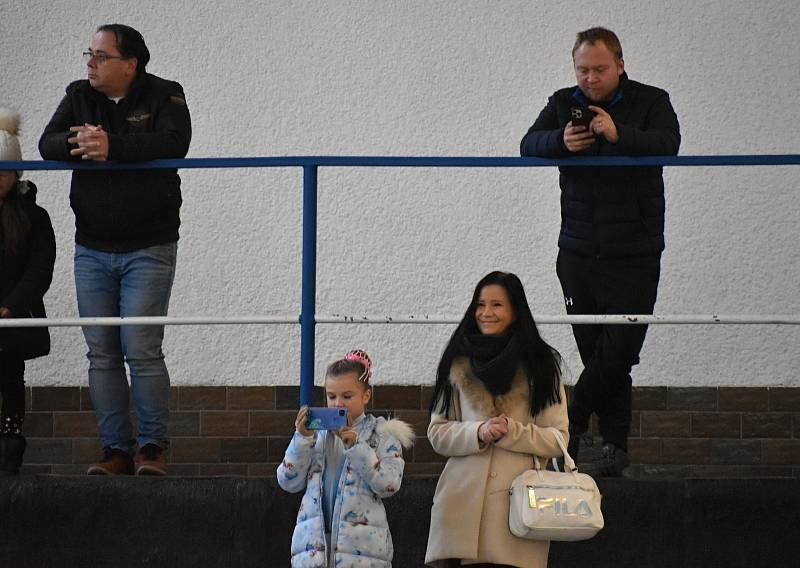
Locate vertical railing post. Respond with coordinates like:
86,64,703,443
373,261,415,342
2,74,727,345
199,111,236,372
300,165,318,407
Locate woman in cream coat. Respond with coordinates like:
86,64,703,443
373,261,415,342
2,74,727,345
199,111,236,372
425,271,569,568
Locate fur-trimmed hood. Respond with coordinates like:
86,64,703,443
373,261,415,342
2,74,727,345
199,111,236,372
376,417,415,449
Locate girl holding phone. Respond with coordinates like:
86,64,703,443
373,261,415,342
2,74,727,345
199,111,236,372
277,349,414,567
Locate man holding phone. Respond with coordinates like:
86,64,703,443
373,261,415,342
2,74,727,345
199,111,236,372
520,27,680,476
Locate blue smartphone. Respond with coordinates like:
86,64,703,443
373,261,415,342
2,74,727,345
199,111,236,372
306,407,348,430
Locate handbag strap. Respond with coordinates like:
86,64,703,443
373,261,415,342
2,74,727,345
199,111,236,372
533,427,578,473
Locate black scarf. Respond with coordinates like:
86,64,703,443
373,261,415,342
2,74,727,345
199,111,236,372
456,333,522,396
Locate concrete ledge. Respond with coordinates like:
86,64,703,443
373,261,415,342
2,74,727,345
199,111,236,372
1,476,798,567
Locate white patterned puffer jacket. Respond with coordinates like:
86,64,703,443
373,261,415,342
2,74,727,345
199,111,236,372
277,414,414,567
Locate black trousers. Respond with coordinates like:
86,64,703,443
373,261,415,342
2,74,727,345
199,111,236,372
556,249,661,450
0,352,26,432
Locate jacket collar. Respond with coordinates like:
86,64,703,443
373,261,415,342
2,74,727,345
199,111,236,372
80,71,149,105
571,71,628,108
19,180,37,203
449,357,530,417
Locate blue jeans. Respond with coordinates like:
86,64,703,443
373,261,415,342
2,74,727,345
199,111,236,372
74,242,177,453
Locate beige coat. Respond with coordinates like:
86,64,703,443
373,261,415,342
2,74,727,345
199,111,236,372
425,357,569,568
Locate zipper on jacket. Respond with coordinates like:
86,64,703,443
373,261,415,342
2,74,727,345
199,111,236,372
328,415,375,565
317,431,330,564
328,434,346,565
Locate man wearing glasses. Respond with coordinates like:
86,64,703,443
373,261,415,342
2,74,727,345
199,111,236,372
39,24,191,476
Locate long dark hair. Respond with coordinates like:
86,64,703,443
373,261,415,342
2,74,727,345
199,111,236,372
429,271,562,417
1,177,31,255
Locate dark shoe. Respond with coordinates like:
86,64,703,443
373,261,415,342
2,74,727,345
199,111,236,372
0,434,26,476
87,448,134,475
597,442,630,477
136,444,167,476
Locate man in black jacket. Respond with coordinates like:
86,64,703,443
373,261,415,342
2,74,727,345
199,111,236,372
39,24,191,476
520,27,680,476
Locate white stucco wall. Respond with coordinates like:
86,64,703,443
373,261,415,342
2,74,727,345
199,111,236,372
1,0,798,387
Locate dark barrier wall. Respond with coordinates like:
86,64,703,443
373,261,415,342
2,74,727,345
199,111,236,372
18,385,800,478
1,476,798,567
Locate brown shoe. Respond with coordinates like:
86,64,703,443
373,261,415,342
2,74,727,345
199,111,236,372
136,444,167,476
87,448,134,475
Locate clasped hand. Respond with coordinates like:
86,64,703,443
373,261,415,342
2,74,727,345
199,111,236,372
478,415,508,445
68,123,109,161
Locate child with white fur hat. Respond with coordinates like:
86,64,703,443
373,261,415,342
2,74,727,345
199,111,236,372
0,109,23,177
0,108,57,475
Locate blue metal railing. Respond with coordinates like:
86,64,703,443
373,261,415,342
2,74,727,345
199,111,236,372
4,155,800,170
301,165,318,407
2,154,799,405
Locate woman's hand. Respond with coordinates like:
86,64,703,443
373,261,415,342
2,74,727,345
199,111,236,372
0,307,13,318
478,415,509,445
295,406,313,437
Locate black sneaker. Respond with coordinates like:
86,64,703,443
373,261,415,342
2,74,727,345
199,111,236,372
597,442,629,477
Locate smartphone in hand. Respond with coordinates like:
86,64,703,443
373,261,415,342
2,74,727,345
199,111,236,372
570,106,594,128
306,407,348,430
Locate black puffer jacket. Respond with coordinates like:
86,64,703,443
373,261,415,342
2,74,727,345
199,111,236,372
38,72,191,252
520,73,680,258
0,181,56,359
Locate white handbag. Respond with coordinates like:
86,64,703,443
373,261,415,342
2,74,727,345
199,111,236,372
508,427,604,541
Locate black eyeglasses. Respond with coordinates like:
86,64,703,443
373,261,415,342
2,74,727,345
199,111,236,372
82,51,127,63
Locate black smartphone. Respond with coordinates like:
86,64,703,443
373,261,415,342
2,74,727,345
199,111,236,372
569,106,593,128
306,407,348,430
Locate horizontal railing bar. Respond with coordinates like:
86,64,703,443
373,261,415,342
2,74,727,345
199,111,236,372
2,155,799,172
318,314,800,324
0,316,298,327
2,314,799,328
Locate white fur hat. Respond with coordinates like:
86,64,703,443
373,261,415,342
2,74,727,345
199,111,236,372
0,107,23,178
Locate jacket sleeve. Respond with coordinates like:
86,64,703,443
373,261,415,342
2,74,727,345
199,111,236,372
427,387,486,457
106,83,192,161
38,91,79,161
1,206,56,315
493,382,570,459
614,91,681,156
276,431,317,494
346,428,405,499
520,94,571,158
